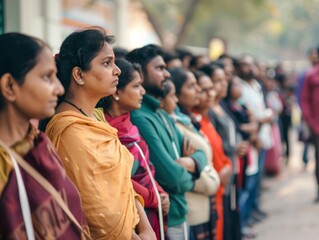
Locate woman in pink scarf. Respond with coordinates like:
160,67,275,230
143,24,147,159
98,58,170,240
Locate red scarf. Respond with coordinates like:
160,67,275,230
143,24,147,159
105,112,168,240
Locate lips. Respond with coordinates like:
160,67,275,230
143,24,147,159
113,78,119,85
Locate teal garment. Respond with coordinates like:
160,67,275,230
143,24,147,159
131,94,206,227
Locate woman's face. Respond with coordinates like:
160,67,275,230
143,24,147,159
13,47,64,119
82,42,121,98
178,71,201,109
161,82,178,114
211,68,227,100
230,77,242,100
197,75,215,111
117,71,145,112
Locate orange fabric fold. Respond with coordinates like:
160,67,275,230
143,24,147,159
46,109,140,240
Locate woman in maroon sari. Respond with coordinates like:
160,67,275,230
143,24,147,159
0,33,89,239
98,58,170,240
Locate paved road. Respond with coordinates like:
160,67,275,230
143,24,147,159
254,130,319,240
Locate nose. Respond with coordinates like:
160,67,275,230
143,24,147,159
195,84,201,93
164,69,170,79
54,76,65,96
114,64,121,76
141,86,146,95
174,95,179,103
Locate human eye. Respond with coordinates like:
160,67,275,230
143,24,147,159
103,61,110,67
43,72,53,83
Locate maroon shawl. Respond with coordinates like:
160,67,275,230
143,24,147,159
0,131,88,239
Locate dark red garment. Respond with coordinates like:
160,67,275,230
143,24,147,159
301,64,319,134
0,132,88,239
105,112,168,240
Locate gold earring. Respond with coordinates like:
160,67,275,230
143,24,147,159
76,78,84,86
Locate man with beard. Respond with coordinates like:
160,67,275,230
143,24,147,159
126,44,206,240
236,55,273,227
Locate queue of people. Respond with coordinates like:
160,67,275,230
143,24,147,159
0,26,304,240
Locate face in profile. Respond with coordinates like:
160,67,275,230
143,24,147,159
144,55,170,96
178,71,201,110
160,81,178,115
13,47,64,119
197,75,216,111
117,71,146,112
81,42,121,98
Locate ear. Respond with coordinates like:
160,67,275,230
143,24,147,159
71,67,83,84
112,91,120,101
0,73,18,103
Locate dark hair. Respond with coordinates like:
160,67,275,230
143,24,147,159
114,47,128,59
163,51,179,64
175,48,193,61
193,70,208,83
97,58,141,109
168,67,189,96
198,64,222,79
126,44,164,74
56,27,114,102
162,80,174,98
0,32,47,110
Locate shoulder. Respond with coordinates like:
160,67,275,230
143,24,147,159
0,146,13,195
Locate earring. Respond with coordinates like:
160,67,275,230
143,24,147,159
114,96,119,101
76,78,84,86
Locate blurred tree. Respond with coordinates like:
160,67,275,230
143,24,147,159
138,0,319,61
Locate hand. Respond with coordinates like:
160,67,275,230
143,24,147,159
236,141,249,156
175,157,196,173
183,137,196,156
160,193,170,216
219,165,232,186
134,198,156,240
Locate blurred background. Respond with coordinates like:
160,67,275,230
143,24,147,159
0,0,318,71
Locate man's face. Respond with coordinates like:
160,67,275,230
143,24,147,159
239,57,255,81
144,55,170,96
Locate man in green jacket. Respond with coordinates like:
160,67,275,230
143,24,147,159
127,44,206,240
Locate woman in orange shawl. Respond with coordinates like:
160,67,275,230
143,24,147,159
45,28,155,240
192,71,232,240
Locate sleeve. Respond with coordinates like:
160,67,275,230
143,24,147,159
0,149,12,196
131,179,158,209
301,72,314,130
133,114,195,194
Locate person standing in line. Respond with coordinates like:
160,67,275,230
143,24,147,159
99,58,170,240
127,44,206,240
301,46,319,203
296,48,319,167
0,33,90,239
192,71,233,240
45,28,155,239
167,67,220,240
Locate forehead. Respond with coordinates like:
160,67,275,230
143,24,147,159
147,55,165,67
199,75,213,87
33,47,55,70
97,42,114,57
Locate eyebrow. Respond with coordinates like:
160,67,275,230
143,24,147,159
102,55,114,61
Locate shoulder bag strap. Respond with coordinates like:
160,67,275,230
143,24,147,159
0,140,92,240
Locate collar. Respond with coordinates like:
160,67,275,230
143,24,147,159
142,94,160,112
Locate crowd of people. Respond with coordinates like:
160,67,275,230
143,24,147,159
0,26,316,240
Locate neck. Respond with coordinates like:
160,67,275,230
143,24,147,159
107,103,129,118
61,91,97,118
0,107,30,146
194,106,209,117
